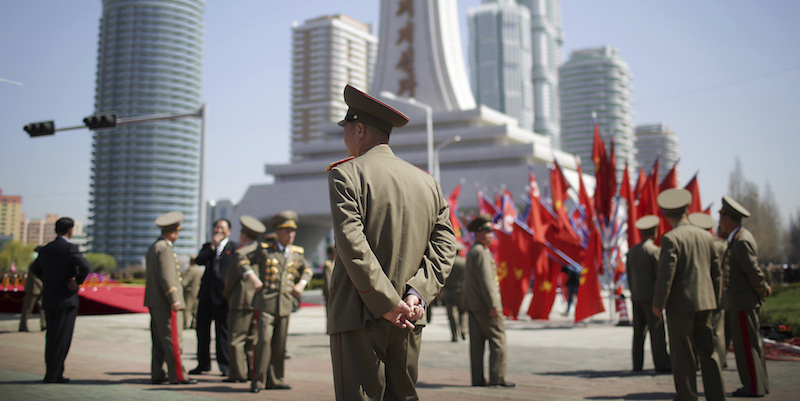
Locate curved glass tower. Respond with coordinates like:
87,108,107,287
90,0,205,266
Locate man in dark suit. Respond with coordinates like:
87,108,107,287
190,218,236,376
652,189,725,401
327,85,456,400
29,217,90,383
719,196,771,397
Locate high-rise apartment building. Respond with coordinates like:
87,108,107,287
0,189,23,241
559,46,635,176
290,15,377,154
517,0,563,145
90,0,205,266
468,0,534,131
635,123,680,182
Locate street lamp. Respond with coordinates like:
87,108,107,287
379,91,434,174
434,135,461,183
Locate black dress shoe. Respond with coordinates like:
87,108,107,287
268,384,292,390
43,377,70,384
172,379,198,385
490,382,516,388
150,378,168,384
250,387,260,393
731,388,764,397
188,367,210,375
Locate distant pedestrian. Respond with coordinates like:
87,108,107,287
652,189,724,401
29,217,90,383
182,260,204,329
626,215,670,373
718,196,771,397
463,215,515,388
444,243,468,342
19,251,46,332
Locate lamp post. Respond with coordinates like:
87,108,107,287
379,91,434,174
434,135,461,183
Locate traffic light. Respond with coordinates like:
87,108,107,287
83,114,118,130
24,121,55,137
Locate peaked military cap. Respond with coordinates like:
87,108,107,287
635,215,660,231
270,210,298,230
657,188,691,215
688,212,715,230
155,211,184,231
337,85,409,134
720,195,751,219
240,215,266,239
467,214,493,233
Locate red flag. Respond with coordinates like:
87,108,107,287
619,161,640,248
684,173,702,214
546,161,584,265
477,189,499,217
528,259,562,320
494,193,526,319
633,168,647,200
447,183,464,247
659,162,678,192
607,135,618,204
592,121,610,219
526,169,550,276
574,227,606,323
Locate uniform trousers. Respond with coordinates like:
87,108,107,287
729,308,769,396
19,291,45,331
227,308,257,381
149,308,186,383
330,319,422,401
631,300,671,371
710,309,727,368
665,309,725,401
445,291,467,341
467,311,506,386
251,311,289,389
43,306,78,382
195,300,229,371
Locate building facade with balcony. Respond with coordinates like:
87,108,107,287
89,0,205,266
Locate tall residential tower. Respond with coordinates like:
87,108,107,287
90,0,205,265
290,15,377,154
635,123,680,182
468,0,534,131
559,46,635,176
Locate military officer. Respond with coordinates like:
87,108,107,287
444,242,468,342
19,265,46,332
182,260,204,329
463,215,514,388
689,212,729,370
326,84,456,400
322,245,335,307
249,210,312,393
223,215,265,383
718,196,770,397
652,189,724,401
626,215,671,373
144,211,196,385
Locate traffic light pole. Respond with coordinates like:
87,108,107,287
27,107,205,134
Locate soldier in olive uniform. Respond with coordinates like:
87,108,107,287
249,210,312,393
19,268,46,332
463,215,514,388
327,85,456,400
223,216,265,383
689,212,729,370
444,243,468,342
626,215,671,373
144,211,196,385
718,196,771,397
322,245,335,307
652,189,724,401
182,261,204,329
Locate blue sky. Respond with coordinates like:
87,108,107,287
2,0,799,227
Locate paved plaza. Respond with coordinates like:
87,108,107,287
1,289,798,400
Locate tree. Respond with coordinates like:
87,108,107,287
788,209,800,264
0,241,36,272
726,157,787,263
85,252,118,274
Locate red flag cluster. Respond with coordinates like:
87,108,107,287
443,123,706,323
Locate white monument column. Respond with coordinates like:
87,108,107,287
373,0,476,112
